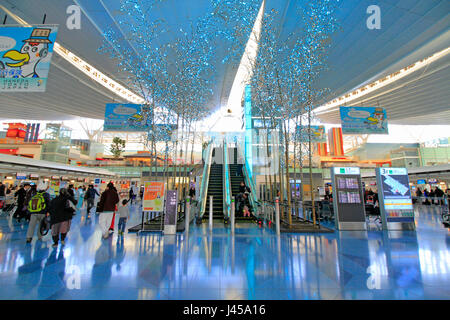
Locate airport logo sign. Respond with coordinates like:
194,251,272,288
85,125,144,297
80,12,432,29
0,25,58,92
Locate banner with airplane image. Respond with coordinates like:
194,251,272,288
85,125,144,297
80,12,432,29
0,25,58,92
339,106,388,134
296,125,327,142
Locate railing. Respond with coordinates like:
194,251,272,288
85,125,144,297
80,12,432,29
199,139,214,218
242,156,260,212
223,139,232,219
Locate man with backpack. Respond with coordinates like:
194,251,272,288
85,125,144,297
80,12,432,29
85,185,99,218
26,182,50,244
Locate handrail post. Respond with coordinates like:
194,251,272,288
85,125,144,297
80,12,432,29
209,195,213,231
275,197,280,235
185,196,190,235
231,196,235,234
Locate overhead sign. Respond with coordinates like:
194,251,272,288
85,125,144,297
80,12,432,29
143,181,165,212
333,167,360,175
376,167,415,229
16,172,27,180
104,103,152,131
0,25,58,92
297,125,327,142
340,106,388,134
416,179,426,184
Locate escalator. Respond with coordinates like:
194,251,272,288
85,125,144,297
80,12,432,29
203,163,224,219
229,164,243,199
229,163,257,222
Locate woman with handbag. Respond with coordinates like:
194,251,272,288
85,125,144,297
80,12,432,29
49,188,77,248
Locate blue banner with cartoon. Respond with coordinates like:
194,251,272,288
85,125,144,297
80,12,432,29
104,103,153,131
340,106,388,134
0,25,58,92
296,125,326,142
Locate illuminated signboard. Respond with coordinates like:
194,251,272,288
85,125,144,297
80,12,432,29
16,172,27,180
376,168,415,228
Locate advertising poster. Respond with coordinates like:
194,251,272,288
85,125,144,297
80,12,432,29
340,106,388,134
104,103,152,131
0,25,58,92
49,180,60,197
379,168,414,223
143,181,165,212
297,125,327,142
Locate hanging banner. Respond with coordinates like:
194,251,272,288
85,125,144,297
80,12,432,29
104,103,152,131
0,25,58,92
339,106,388,134
143,181,165,212
296,125,327,142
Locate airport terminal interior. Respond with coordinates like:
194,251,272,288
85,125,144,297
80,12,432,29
0,0,449,301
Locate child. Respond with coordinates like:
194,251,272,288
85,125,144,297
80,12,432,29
117,199,130,236
243,205,251,218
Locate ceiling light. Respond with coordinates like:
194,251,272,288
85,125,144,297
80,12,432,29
314,47,450,115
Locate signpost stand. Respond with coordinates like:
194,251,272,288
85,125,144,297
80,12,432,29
209,195,213,232
331,167,367,230
376,168,415,231
164,190,178,235
231,197,235,235
185,196,191,234
275,197,280,235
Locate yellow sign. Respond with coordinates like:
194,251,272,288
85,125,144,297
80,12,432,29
143,182,165,212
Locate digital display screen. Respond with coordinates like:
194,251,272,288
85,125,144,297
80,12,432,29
338,191,348,203
348,192,361,203
345,178,359,189
337,178,347,189
337,178,359,189
338,191,361,204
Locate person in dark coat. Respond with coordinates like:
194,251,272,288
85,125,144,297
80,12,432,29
49,188,77,248
97,182,119,239
14,183,31,222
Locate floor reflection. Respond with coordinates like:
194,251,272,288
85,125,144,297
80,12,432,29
0,203,448,299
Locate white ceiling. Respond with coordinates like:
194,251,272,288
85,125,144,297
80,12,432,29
0,0,448,125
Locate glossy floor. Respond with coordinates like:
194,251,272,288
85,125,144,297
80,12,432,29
0,204,449,300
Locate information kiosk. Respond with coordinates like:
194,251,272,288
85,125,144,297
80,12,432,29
331,167,366,230
375,168,415,230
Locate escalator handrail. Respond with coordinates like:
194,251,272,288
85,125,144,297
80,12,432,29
223,139,232,218
199,139,214,218
242,155,260,212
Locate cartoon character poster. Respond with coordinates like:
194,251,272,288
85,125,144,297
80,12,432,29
104,103,152,132
143,182,165,212
296,125,327,142
0,26,58,92
340,106,388,134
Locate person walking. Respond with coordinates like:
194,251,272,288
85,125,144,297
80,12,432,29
24,184,37,222
117,199,130,236
129,187,135,205
0,182,5,214
77,186,85,209
25,182,51,244
14,183,31,222
49,188,77,248
97,182,120,239
189,185,196,200
85,185,99,218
